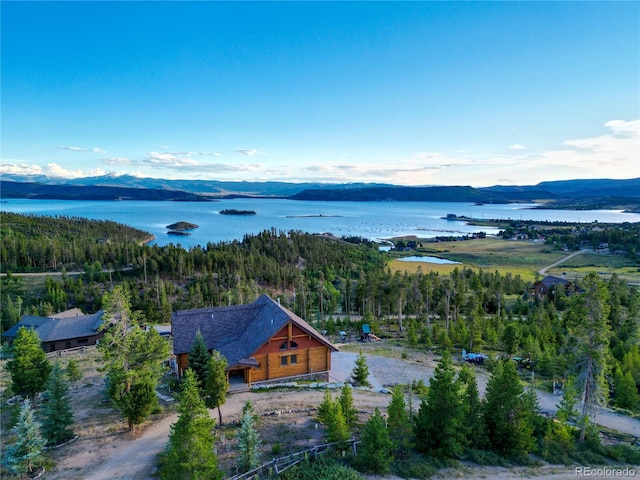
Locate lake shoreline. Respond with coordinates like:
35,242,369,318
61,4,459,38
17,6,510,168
2,198,638,249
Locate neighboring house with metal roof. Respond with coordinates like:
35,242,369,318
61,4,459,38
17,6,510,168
172,294,338,388
2,309,104,352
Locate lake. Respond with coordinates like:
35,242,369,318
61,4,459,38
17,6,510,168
397,256,462,264
2,198,639,248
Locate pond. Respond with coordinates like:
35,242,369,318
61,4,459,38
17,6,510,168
396,256,462,264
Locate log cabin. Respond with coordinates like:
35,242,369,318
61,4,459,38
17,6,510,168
172,294,338,388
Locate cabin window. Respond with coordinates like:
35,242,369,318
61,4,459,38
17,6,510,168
65,341,71,349
280,340,298,350
78,338,88,344
280,356,288,366
290,354,298,365
49,344,56,352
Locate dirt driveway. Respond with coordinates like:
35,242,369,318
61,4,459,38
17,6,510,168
43,348,640,479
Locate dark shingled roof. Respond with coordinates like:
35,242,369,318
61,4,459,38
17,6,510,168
3,310,104,342
172,294,338,368
538,275,570,288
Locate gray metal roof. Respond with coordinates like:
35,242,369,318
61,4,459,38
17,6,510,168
172,294,337,368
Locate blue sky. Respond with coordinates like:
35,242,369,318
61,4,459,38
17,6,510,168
1,1,638,186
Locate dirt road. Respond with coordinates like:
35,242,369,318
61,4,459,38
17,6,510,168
537,249,585,276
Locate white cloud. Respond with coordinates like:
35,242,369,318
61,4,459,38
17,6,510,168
47,163,107,178
0,162,45,175
146,152,202,167
542,119,639,173
0,161,107,178
329,118,637,186
57,146,106,153
57,146,86,151
103,157,132,166
143,151,262,173
604,119,638,138
162,151,222,157
235,149,265,156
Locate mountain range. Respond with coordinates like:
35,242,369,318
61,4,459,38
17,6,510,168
1,174,639,211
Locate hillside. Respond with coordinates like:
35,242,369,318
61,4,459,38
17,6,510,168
0,181,212,202
0,173,391,197
1,176,638,210
289,185,511,202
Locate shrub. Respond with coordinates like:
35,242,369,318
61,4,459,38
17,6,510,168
464,448,510,467
391,454,438,479
65,358,83,382
277,456,363,480
602,444,640,464
540,421,574,464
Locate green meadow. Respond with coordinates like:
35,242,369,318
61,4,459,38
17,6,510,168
389,238,640,284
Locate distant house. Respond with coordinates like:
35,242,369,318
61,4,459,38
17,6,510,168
172,294,338,387
531,275,572,301
3,308,104,352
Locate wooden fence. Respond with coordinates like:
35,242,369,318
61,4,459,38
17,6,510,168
227,438,360,480
45,344,97,358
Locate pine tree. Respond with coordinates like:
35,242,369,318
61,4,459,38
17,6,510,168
41,362,75,446
458,364,486,449
419,349,467,458
614,369,639,410
242,399,258,423
566,273,612,442
188,331,210,388
98,285,170,431
357,408,394,474
501,323,521,357
237,402,262,472
483,360,534,457
556,375,579,423
204,350,228,424
114,376,159,428
413,399,430,454
6,326,51,403
325,400,350,443
316,389,334,424
339,383,358,430
159,369,221,480
387,385,411,456
6,399,47,476
65,358,83,382
351,351,370,387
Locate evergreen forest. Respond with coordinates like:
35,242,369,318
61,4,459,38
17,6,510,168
1,212,639,427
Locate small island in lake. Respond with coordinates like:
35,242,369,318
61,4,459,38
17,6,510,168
219,209,256,215
166,221,199,231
